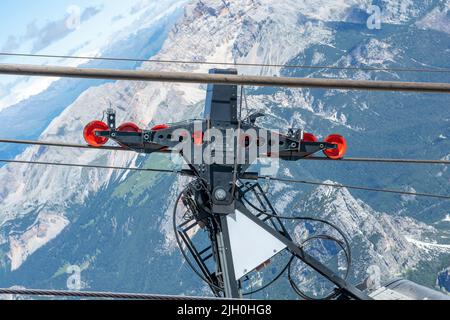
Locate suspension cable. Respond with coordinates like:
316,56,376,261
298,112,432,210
304,156,450,165
1,138,449,164
0,64,449,93
0,138,127,151
1,159,449,200
0,288,225,300
1,52,449,74
0,159,179,175
260,176,450,200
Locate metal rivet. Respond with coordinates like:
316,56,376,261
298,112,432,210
214,188,227,201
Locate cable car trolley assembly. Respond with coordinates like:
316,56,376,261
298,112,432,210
0,61,447,300
82,69,371,300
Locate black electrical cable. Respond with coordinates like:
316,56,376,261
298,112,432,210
172,190,224,294
173,182,290,297
1,52,450,74
239,192,352,266
287,235,350,300
239,190,352,299
242,255,294,296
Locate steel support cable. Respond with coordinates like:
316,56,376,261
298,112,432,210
1,52,450,74
0,159,179,175
1,138,450,165
0,64,449,93
259,177,450,200
0,288,225,300
0,138,128,151
1,158,449,200
305,156,450,165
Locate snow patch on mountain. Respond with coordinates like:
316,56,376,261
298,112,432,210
297,182,439,280
404,236,450,254
380,0,434,24
247,90,361,131
416,2,450,34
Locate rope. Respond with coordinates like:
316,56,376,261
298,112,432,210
0,288,227,300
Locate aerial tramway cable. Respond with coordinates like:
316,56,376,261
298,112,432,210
0,288,224,300
1,138,449,165
1,52,450,74
0,158,449,200
0,63,449,93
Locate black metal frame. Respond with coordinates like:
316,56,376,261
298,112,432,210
92,68,370,300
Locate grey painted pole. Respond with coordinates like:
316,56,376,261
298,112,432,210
0,63,449,93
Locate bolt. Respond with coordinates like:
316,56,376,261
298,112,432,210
214,188,227,201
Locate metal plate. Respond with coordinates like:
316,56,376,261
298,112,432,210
227,210,287,280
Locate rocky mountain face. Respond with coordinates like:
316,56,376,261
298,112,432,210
0,0,449,298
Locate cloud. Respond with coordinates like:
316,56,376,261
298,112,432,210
0,5,103,54
130,0,150,14
80,6,102,22
29,19,74,52
111,14,124,22
0,35,20,52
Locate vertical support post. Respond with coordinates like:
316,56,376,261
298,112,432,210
203,69,241,298
216,215,240,297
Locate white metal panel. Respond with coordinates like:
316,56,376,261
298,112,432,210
369,287,412,300
227,210,287,280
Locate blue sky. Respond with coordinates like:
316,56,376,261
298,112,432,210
0,0,127,54
0,0,185,110
0,1,106,48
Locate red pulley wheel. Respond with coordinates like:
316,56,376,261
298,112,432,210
83,120,109,147
192,131,204,145
151,124,169,131
323,134,347,160
302,132,318,142
116,122,141,148
117,122,141,133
